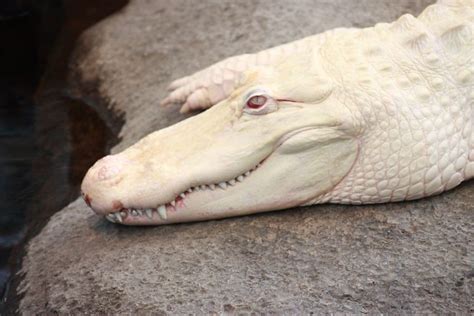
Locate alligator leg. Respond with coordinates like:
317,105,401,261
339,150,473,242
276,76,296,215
160,35,321,113
160,53,256,113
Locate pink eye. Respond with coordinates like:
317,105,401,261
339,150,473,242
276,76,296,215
246,95,267,109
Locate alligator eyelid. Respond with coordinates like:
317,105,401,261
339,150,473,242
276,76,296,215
243,88,270,101
276,98,300,103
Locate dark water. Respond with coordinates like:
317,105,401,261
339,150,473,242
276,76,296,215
0,0,127,313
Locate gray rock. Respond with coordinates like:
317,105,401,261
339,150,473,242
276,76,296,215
19,0,473,314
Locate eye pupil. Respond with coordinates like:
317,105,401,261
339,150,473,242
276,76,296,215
247,95,267,109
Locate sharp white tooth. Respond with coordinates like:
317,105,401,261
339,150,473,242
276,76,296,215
194,186,200,191
209,184,216,190
237,175,244,182
145,209,153,219
200,185,207,190
170,200,176,207
228,179,236,186
116,213,123,223
187,188,193,193
244,171,251,176
180,193,186,198
120,211,126,217
218,182,227,189
157,205,167,220
131,210,138,216
137,210,143,216
106,214,116,222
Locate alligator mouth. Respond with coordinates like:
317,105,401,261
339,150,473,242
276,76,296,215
100,160,264,224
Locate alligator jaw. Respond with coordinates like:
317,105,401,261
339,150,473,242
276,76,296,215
100,161,263,225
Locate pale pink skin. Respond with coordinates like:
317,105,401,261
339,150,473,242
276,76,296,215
82,0,474,225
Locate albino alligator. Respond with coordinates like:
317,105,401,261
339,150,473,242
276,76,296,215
81,0,474,225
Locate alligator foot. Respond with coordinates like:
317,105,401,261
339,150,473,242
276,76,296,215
160,53,256,113
160,36,316,113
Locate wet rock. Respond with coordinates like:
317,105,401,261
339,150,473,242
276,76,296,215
19,0,473,314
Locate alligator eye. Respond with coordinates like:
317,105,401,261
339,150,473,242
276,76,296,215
243,89,278,115
246,95,267,109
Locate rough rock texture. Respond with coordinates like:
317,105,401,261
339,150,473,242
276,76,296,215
19,0,473,314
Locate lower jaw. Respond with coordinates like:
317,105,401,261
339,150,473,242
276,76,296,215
107,202,298,226
117,213,167,225
102,189,313,226
105,204,183,225
103,200,217,225
104,208,210,226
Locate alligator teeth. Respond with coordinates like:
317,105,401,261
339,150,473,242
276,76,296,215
209,183,216,190
131,209,138,216
145,209,153,219
187,188,193,193
115,213,123,223
228,179,236,186
180,193,186,198
106,214,116,222
218,182,227,189
237,175,244,182
170,200,176,207
157,205,167,219
244,171,251,177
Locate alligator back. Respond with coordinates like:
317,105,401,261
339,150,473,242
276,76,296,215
315,0,474,204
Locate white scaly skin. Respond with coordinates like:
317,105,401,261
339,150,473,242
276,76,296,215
81,0,473,225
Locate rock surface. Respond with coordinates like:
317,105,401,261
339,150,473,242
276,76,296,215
19,0,473,314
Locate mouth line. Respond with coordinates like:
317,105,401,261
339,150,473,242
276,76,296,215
104,159,265,224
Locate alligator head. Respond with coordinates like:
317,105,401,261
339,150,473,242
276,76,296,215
81,54,360,225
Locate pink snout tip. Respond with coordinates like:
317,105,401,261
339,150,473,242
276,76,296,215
94,154,127,181
81,154,130,214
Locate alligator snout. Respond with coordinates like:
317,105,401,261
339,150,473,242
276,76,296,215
81,154,129,214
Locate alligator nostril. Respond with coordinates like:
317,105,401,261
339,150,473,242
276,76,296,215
95,154,126,181
97,165,116,180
